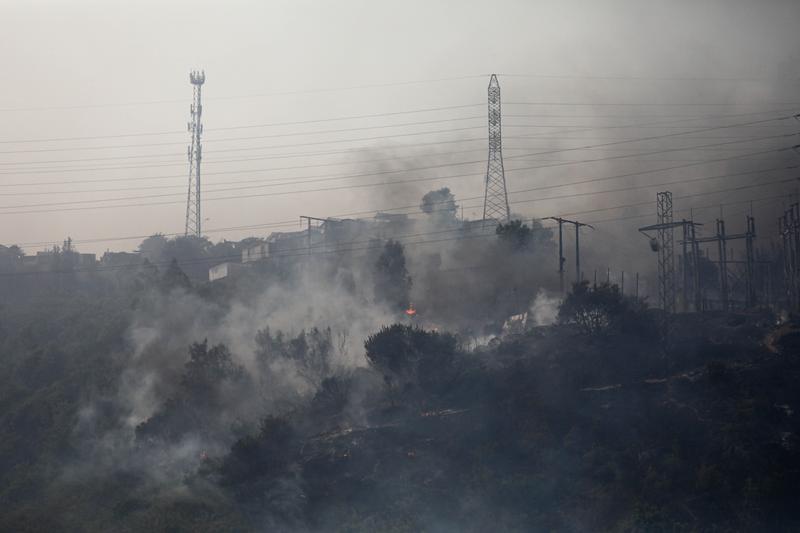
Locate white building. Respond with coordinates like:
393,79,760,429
242,242,269,263
208,262,246,282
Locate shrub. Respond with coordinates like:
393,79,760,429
364,324,458,394
558,281,654,337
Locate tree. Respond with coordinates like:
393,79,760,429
558,281,623,335
255,327,334,389
137,234,168,262
218,416,295,489
496,219,554,254
496,219,532,251
558,281,653,336
0,245,23,273
420,187,458,223
139,234,216,281
374,240,412,311
364,324,458,393
215,416,304,527
135,341,243,442
162,259,192,291
208,240,237,261
181,340,243,402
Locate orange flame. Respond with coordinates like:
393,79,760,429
405,303,417,317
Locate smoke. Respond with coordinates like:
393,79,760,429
529,289,561,327
64,251,405,491
62,118,796,521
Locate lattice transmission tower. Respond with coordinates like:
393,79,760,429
185,70,205,237
482,74,510,222
656,191,676,313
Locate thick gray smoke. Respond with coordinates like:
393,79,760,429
66,256,400,489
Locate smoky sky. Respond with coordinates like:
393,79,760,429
0,0,798,269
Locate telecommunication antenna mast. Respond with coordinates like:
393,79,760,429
185,70,205,237
482,74,510,223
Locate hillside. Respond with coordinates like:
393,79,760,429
0,284,798,531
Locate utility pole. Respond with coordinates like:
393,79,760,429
575,222,581,284
717,219,729,310
681,223,690,312
745,215,756,308
545,217,594,288
185,70,205,237
689,222,702,311
779,205,799,310
555,219,565,293
482,74,510,223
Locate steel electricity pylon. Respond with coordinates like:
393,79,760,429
185,70,205,237
482,74,510,223
639,192,678,314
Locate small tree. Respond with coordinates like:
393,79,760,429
218,416,295,489
181,340,243,402
496,219,554,253
255,327,336,390
162,258,191,290
420,187,458,222
558,281,628,336
374,240,412,311
364,324,458,394
137,233,168,262
496,219,533,251
136,341,243,442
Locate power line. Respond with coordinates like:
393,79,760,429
0,154,782,198
0,105,791,159
0,76,488,113
505,101,800,107
0,104,793,155
2,132,778,174
0,114,599,151
7,177,798,276
9,160,797,253
0,133,792,212
0,130,790,211
0,124,485,159
2,123,793,169
0,112,793,190
498,73,800,83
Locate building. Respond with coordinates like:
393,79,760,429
242,242,269,263
100,251,141,267
242,229,324,264
25,249,96,271
208,261,246,282
267,229,322,257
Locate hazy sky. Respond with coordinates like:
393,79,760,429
0,0,798,262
